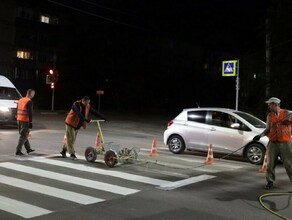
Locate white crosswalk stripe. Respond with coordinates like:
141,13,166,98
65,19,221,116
0,162,139,195
0,156,216,219
0,174,104,205
28,156,172,186
0,195,52,219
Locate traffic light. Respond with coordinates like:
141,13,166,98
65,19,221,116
46,68,59,84
51,82,54,89
46,74,54,84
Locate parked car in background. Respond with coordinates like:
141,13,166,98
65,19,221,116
0,75,22,125
163,107,269,165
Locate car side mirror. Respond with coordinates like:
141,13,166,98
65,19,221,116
230,123,240,128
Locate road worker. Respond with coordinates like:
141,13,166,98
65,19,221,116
253,97,292,189
60,96,107,160
16,89,36,155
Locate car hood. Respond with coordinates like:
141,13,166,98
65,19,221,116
0,99,18,108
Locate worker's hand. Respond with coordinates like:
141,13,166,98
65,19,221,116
29,122,33,129
85,118,91,123
253,135,261,141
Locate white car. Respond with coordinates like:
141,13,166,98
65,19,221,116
0,75,22,125
163,107,269,164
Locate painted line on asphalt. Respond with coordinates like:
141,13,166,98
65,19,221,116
0,162,139,196
139,150,243,168
0,195,52,218
28,156,172,186
0,174,103,205
158,174,216,190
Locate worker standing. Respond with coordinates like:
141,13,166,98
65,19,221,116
253,97,292,189
16,89,36,155
60,96,107,160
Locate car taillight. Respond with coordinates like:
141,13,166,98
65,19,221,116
167,121,173,127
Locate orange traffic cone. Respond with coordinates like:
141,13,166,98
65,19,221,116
259,151,268,173
149,138,159,157
95,132,102,149
62,134,67,144
205,144,214,165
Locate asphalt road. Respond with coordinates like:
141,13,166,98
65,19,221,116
0,111,291,220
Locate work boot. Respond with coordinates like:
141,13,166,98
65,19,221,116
16,151,25,156
60,149,67,158
70,154,77,160
27,149,35,154
265,181,273,190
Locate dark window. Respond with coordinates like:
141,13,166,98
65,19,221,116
207,111,251,131
0,87,21,100
234,112,266,129
187,111,206,123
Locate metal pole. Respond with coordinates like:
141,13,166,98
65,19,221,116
235,60,240,111
51,87,54,111
98,94,100,112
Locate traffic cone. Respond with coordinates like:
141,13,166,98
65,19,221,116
95,132,102,149
62,134,67,144
204,144,214,165
149,138,158,157
259,151,268,173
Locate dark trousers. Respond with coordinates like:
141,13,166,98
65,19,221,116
16,121,31,153
266,141,292,183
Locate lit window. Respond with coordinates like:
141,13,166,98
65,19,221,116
40,16,50,24
17,51,33,60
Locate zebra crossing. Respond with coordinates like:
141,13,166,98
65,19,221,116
0,155,215,219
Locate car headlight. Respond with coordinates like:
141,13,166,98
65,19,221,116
0,106,9,112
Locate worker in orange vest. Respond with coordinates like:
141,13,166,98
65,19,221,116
16,89,36,155
253,97,292,189
60,96,107,160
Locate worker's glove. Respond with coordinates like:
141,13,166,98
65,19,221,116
29,122,33,129
253,135,261,141
85,118,91,123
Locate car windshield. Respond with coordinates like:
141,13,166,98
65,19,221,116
233,111,266,128
0,87,21,100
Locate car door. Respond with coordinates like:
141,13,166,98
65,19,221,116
206,111,245,154
183,110,209,151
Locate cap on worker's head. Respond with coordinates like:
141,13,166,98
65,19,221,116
265,97,281,104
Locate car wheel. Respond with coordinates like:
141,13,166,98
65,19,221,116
244,143,265,165
168,135,186,154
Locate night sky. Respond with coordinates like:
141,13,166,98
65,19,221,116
44,0,279,116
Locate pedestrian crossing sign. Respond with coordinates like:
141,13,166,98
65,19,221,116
222,60,237,77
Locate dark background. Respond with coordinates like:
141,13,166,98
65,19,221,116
13,0,292,119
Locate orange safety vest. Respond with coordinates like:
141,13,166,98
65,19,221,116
65,101,90,129
268,109,292,142
17,97,31,122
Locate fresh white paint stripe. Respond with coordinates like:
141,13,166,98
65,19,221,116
193,167,221,173
158,175,216,190
140,150,244,167
0,174,103,205
0,195,52,218
0,162,139,195
28,156,171,186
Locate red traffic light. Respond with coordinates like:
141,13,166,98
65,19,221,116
49,69,54,74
